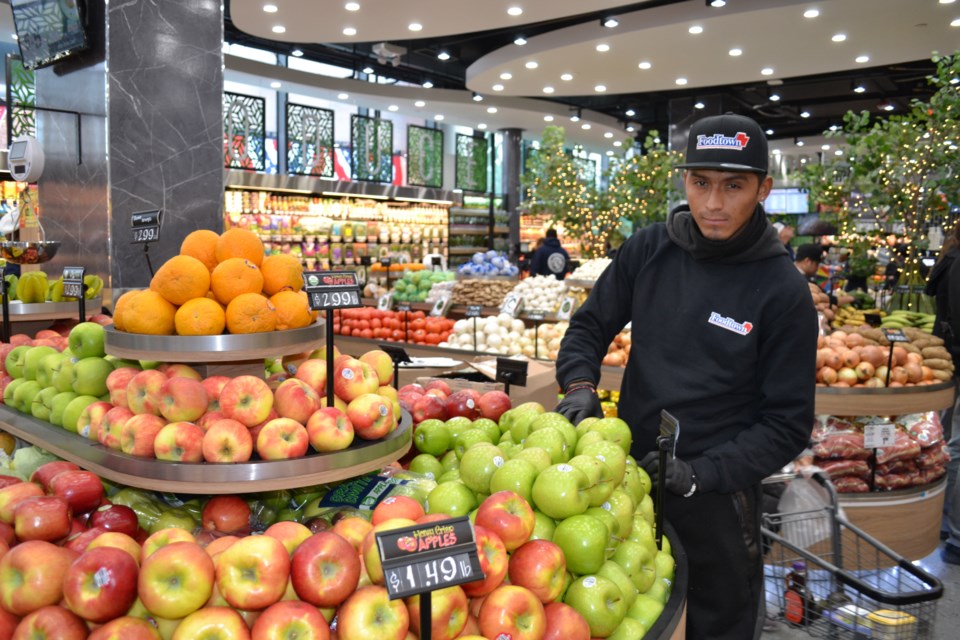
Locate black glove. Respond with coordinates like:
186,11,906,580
555,387,603,426
639,452,697,497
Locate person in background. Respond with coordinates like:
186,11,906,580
795,243,854,307
529,228,569,280
554,113,817,639
924,223,960,564
774,221,795,259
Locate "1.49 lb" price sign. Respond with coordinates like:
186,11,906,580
303,271,362,311
130,210,162,244
377,516,484,600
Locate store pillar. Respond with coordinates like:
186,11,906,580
499,127,523,261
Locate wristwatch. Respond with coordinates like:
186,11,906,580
683,472,698,498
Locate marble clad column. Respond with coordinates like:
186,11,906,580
107,0,225,291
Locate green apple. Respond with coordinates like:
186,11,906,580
511,446,552,474
489,458,538,504
149,507,198,533
612,539,657,594
4,345,31,379
426,481,477,517
568,454,616,507
387,483,429,506
437,469,461,484
552,514,608,575
440,449,459,472
625,593,665,630
633,458,652,496
498,442,521,459
458,443,505,495
531,463,590,519
22,346,58,381
12,380,43,413
563,574,627,638
574,430,606,456
580,440,627,485
575,416,600,438
608,616,647,640
662,535,672,556
49,391,79,427
513,401,545,414
637,494,655,526
603,489,636,540
498,430,514,445
471,417,501,443
37,353,66,388
30,386,58,422
52,357,78,393
139,360,161,370
654,549,675,584
620,459,648,505
598,560,639,609
3,378,26,406
409,453,445,480
531,511,555,541
530,412,577,448
646,579,670,604
68,322,107,359
524,427,567,464
72,357,114,397
628,514,656,547
508,410,539,443
61,395,99,433
589,417,632,455
413,419,450,456
453,428,494,459
444,416,473,441
584,506,619,544
104,355,142,370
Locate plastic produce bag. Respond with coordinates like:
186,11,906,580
777,474,836,549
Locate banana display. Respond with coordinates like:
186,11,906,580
3,271,103,303
831,305,888,329
879,309,936,333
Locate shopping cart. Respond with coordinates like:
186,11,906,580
761,471,943,639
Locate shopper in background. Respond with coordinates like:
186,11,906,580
795,244,854,308
774,221,796,259
924,223,960,564
529,228,569,279
554,113,817,639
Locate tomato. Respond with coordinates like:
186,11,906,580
340,327,352,336
360,329,374,339
410,319,426,331
391,329,405,341
371,318,382,329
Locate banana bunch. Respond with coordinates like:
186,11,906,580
16,271,48,303
47,274,104,301
879,309,936,333
831,305,887,329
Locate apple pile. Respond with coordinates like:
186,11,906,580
333,308,454,345
815,327,954,388
399,379,512,428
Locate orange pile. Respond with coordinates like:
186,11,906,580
113,229,313,336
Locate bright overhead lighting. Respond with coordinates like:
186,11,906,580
570,113,580,122
821,144,830,150
803,9,820,18
337,93,349,100
493,84,504,91
625,109,636,117
500,72,513,80
473,94,484,102
694,101,705,109
543,86,555,94
709,0,727,7
795,139,805,146
477,123,488,130
342,27,357,36
487,107,498,114
434,114,444,121
594,85,607,92
770,93,781,101
638,61,652,70
603,17,620,28
800,110,811,118
614,140,623,147
271,25,286,33
940,0,956,4
854,84,866,93
388,105,399,111
437,51,451,61
362,66,374,74
675,77,688,85
507,6,523,16
831,33,847,42
596,43,611,52
765,129,774,135
772,148,782,155
855,55,870,64
604,132,614,138
263,4,278,13
514,36,527,45
835,149,844,156
270,81,281,88
729,48,742,56
11,34,17,40
525,61,539,69
422,80,434,88
414,100,426,107
606,150,615,156
561,73,573,81
688,25,703,34
952,18,960,26
345,2,360,10
291,48,303,57
544,115,554,122
626,125,635,132
581,123,591,130
408,22,423,31
882,103,895,111
761,67,774,76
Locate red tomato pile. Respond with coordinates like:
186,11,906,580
333,308,454,345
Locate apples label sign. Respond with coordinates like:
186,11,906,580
377,516,485,600
62,266,85,299
396,301,412,313
864,423,896,449
303,271,362,311
526,310,545,322
130,209,162,244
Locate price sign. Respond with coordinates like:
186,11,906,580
556,296,577,321
431,255,443,270
495,357,528,388
526,311,546,322
378,292,394,311
430,294,452,317
500,293,524,318
882,328,909,343
380,257,392,269
465,304,484,318
396,301,412,313
864,313,882,328
303,271,362,311
130,210,162,244
895,284,911,294
378,516,484,600
864,423,897,449
62,266,85,299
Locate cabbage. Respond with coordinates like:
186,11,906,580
11,446,60,481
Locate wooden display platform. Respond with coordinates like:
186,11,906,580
814,382,954,416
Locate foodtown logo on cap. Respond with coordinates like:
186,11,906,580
708,311,753,336
696,131,750,151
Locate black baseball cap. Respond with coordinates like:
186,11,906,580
795,243,824,263
676,113,769,174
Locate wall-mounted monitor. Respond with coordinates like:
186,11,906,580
764,187,809,214
10,0,90,71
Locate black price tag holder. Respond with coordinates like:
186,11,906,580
130,210,162,277
465,305,483,354
430,255,443,271
381,257,393,290
0,274,9,343
62,266,86,322
378,516,484,640
882,328,909,386
864,313,883,327
526,311,546,359
495,357,528,395
655,410,680,551
304,271,363,402
378,343,411,391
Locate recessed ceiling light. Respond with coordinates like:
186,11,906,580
675,77,688,85
835,149,844,156
800,110,811,118
772,148,782,155
854,84,866,93
338,93,349,100
688,25,703,34
729,48,742,56
414,100,426,107
388,105,399,112
626,125,635,132
560,73,573,81
272,25,286,33
694,101,705,109
543,86,555,94
606,150,615,156
11,34,17,40
514,36,527,45
603,17,619,28
829,124,840,131
831,33,847,42
570,113,580,122
437,51,451,61
581,123,591,130
796,139,805,146
882,103,895,111
803,8,820,18
493,84,504,92
625,109,636,117
487,107,498,114
595,85,607,92
765,129,774,135
821,144,830,150
345,2,360,10
614,140,623,147
940,0,956,4
604,132,614,139
500,72,513,80
342,27,357,36
761,67,774,76
709,0,727,7
855,55,870,63
638,61,652,70
363,66,374,74
544,115,554,122
263,4,278,13
291,48,303,57
270,81,281,88
525,61,539,69
507,6,523,16
596,43,610,52
770,93,781,101
434,114,444,121
422,80,434,88
477,123,488,130
473,94,484,102
408,22,423,31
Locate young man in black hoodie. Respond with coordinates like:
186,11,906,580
530,228,569,279
555,113,817,639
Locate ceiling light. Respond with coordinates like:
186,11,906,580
415,100,426,107
606,150,615,156
595,85,607,92
493,84,504,91
477,123,488,130
596,43,611,52
855,55,870,63
952,18,960,26
940,0,956,4
709,0,727,7
675,77,688,85
345,2,360,10
602,17,619,28
272,25,286,33
694,101,705,109
543,86,555,94
765,129,774,135
832,33,846,42
500,72,513,80
614,140,623,147
638,61,652,70
882,103,895,111
291,48,303,57
761,67,774,76
800,110,811,118
408,22,423,31
338,93,349,100
772,149,782,155
507,6,523,16
604,132,614,139
688,25,704,34
582,123,592,130
472,93,484,102
362,66,374,74
437,51,451,61
514,36,527,45
342,27,357,36
270,81,281,88
570,110,581,122
729,48,742,56
263,4,278,13
770,93,781,101
487,107,498,114
625,109,636,117
835,149,844,156
422,80,434,88
525,61,539,69
854,84,866,93
829,124,840,131
626,125,636,132
561,73,573,81
11,34,17,40
795,138,804,146
821,144,830,150
388,105,399,111
434,114,444,121
544,115,554,122
803,9,820,18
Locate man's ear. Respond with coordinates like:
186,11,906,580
757,175,773,202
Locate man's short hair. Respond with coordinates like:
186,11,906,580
795,243,824,263
546,228,558,239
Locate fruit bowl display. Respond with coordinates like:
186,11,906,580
0,240,61,264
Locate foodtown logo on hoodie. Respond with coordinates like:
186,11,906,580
696,131,750,151
708,312,753,336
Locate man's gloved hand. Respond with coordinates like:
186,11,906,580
555,387,602,426
639,452,696,497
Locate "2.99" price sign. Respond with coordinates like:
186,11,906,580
303,271,362,311
130,210,162,244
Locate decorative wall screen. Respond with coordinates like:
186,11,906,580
406,125,443,188
5,55,35,145
455,133,489,193
351,114,393,182
223,92,266,171
287,103,334,177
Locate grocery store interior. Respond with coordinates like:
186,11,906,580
0,0,956,638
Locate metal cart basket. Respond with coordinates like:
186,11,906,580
761,471,943,639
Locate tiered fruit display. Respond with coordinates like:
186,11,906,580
113,228,315,336
815,327,954,387
398,379,512,427
333,308,455,345
4,271,103,303
390,270,455,303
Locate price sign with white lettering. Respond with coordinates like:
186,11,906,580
864,423,897,449
396,301,412,313
130,210,162,244
499,293,523,318
465,304,484,318
378,516,484,600
525,310,546,322
430,294,452,317
303,271,362,311
62,266,85,299
556,296,577,321
882,328,909,343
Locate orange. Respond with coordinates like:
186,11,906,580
112,289,142,332
215,228,264,266
269,290,313,331
261,254,304,295
210,258,264,305
121,290,177,335
175,297,226,336
180,229,220,271
225,293,277,334
150,255,211,306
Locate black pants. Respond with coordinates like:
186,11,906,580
663,483,763,640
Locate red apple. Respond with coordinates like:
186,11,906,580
30,461,80,491
158,376,208,423
170,605,250,639
62,546,139,622
347,393,394,440
88,615,162,640
478,390,512,422
138,541,214,620
215,534,290,611
360,350,394,387
202,418,254,463
462,525,508,598
76,401,113,441
256,418,309,460
412,394,447,423
475,490,535,552
294,359,327,397
201,376,231,412
105,367,138,408
0,482,44,524
331,516,373,552
119,413,167,457
153,421,204,462
305,407,354,452
444,390,482,420
263,521,312,556
141,528,195,560
424,380,452,397
333,358,380,403
159,363,202,381
14,496,72,542
507,539,567,604
0,607,17,639
0,521,15,547
98,406,135,450
543,601,591,640
406,585,468,640
88,504,140,538
273,378,322,425
48,470,103,515
425,388,448,400
196,410,226,432
371,496,424,526
86,531,142,566
0,540,77,615
251,599,330,640
220,375,274,427
290,531,360,607
10,605,88,640
336,585,408,640
479,584,547,640
0,476,19,491
125,369,167,416
202,496,251,534
64,526,108,555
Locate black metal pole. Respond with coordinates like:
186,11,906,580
144,244,155,278
655,443,668,551
326,309,335,403
78,285,86,322
885,344,894,386
1,286,9,343
420,591,432,640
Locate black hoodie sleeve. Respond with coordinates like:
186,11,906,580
946,256,960,349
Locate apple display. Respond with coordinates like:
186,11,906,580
564,574,627,638
75,400,113,440
290,530,360,607
294,359,327,396
0,481,44,524
126,369,167,416
459,444,506,495
477,390,511,422
359,349,394,387
462,524,508,598
306,407,354,452
371,496,425,526
523,428,568,465
273,377,322,424
475,490,535,551
153,421,205,462
88,504,140,538
87,616,164,640
119,413,167,457
543,601,591,640
68,322,106,359
256,417,310,460
405,584,468,640
625,592,665,630
453,428,495,459
158,376,208,422
531,463,591,520
48,390,79,427
220,375,274,427
170,606,251,640
346,393,394,440
335,585,409,640
202,418,254,463
72,357,114,397
580,440,627,486
98,406,134,450
552,513,609,575
48,470,103,515
333,358,380,403
11,605,89,640
412,394,447,424
105,367,138,408
598,559,639,610
612,539,657,594
263,521,311,556
0,539,77,615
200,375,231,412
487,458,538,505
202,496,251,534
531,511,556,541
30,461,80,490
22,345,58,381
85,531,142,566
141,527,196,560
62,546,139,622
478,584,547,640
14,496,72,542
507,539,567,604
216,534,290,610
138,541,215,619
251,600,331,640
